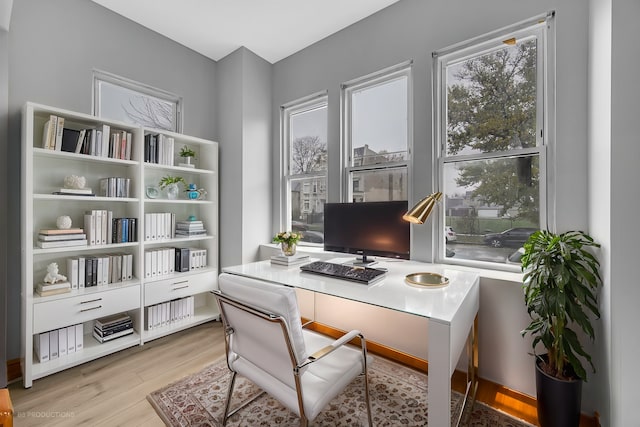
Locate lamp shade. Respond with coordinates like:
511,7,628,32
402,192,442,224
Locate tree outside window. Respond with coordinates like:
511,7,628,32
93,70,182,132
436,15,553,267
282,95,328,245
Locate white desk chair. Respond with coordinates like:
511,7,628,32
215,272,373,427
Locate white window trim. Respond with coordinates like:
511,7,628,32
92,69,183,132
341,61,413,202
432,12,555,270
280,91,328,233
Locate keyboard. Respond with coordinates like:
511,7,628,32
300,261,387,285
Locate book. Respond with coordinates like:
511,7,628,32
54,187,93,195
67,258,79,289
53,116,65,150
175,229,207,236
37,281,71,291
95,313,131,329
41,114,57,149
270,254,310,263
270,255,310,266
94,320,133,336
52,191,96,197
74,129,87,153
39,228,84,235
34,332,50,362
92,327,133,343
176,220,203,228
38,233,86,241
36,286,71,297
36,239,88,249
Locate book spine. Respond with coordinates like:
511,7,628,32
54,117,64,151
78,257,85,288
66,326,76,354
67,258,78,290
58,327,67,357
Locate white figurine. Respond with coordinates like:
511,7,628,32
43,262,67,284
56,215,72,229
63,175,86,190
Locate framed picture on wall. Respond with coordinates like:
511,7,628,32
92,69,183,132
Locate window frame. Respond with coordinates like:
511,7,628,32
92,69,183,132
341,61,413,203
280,92,328,239
433,12,555,270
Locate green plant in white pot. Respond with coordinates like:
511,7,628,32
520,230,601,427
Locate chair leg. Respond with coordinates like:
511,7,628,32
363,369,373,427
221,371,237,427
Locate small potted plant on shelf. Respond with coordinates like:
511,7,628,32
179,145,196,168
272,231,303,256
520,230,602,427
159,175,186,200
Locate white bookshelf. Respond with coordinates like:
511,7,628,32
21,102,219,387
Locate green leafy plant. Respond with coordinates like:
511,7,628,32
179,145,196,158
272,231,303,246
520,230,601,381
158,175,186,190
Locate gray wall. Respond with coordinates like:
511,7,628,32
609,0,640,425
217,47,272,268
271,0,589,259
217,49,244,268
271,0,595,413
588,0,611,423
7,0,218,361
0,27,8,388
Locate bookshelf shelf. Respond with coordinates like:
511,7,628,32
31,331,142,381
33,147,139,165
34,194,139,202
21,102,220,388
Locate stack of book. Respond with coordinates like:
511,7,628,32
36,280,71,297
175,220,207,237
37,228,88,249
52,187,95,197
270,254,310,266
93,313,134,343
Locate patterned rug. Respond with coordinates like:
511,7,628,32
148,356,534,426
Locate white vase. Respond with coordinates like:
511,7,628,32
166,183,180,200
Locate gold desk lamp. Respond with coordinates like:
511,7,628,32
402,192,449,287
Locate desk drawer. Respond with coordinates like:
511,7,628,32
144,272,215,306
33,285,140,334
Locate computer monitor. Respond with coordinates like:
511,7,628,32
323,200,410,265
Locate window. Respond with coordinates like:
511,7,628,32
434,13,554,268
342,62,412,203
93,69,182,132
281,93,328,245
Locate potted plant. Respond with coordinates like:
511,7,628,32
179,145,196,168
159,175,186,200
520,230,602,427
272,231,303,256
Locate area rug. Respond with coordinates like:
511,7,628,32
148,356,533,426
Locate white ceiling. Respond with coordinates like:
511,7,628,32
91,0,401,64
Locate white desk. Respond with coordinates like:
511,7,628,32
222,258,480,426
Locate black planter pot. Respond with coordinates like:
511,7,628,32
535,355,582,427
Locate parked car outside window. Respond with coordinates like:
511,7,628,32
483,227,537,248
445,226,457,242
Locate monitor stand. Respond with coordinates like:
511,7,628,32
348,254,378,267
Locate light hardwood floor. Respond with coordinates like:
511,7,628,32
8,320,597,427
8,322,226,426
